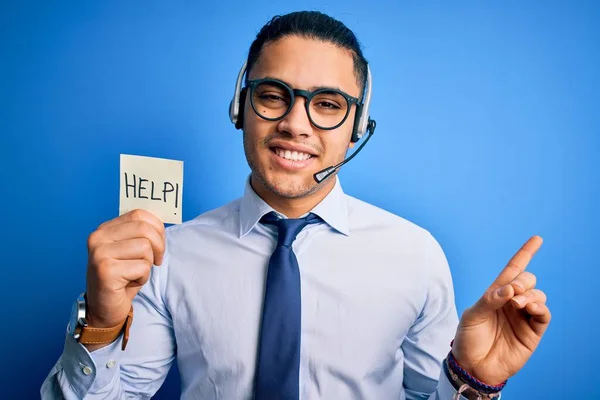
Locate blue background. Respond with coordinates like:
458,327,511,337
1,1,598,398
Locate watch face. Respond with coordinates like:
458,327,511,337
68,294,86,338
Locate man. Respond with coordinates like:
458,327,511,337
42,10,551,400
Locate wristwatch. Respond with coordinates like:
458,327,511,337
67,292,134,351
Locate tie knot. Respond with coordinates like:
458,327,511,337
260,212,321,247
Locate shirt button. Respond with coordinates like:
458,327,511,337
82,366,93,375
106,360,116,369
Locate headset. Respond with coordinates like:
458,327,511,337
228,59,376,183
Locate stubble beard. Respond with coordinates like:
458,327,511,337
243,133,330,200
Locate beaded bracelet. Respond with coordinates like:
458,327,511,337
444,358,502,400
447,341,507,395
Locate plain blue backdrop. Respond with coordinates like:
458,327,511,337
1,1,598,399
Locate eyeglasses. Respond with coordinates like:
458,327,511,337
247,78,361,130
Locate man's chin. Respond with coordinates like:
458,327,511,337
258,172,320,199
268,180,316,199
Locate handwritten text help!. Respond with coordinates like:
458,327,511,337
119,154,184,224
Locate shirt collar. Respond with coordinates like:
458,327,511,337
238,175,350,238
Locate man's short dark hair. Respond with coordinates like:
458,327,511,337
246,11,368,93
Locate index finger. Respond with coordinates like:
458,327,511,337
98,209,166,238
490,235,543,289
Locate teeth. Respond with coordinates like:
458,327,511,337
275,148,312,161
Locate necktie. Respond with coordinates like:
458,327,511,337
254,211,321,400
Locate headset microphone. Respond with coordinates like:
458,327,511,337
313,119,376,183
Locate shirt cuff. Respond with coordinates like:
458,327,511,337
437,360,468,400
60,332,124,397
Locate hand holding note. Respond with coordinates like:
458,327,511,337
119,154,184,224
80,154,184,351
85,208,166,350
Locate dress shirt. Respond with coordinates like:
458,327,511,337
41,175,469,399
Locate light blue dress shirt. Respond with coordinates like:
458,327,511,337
42,176,470,399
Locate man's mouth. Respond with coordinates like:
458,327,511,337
271,147,314,161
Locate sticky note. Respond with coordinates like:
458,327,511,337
119,154,184,224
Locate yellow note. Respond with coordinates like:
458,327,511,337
119,154,183,224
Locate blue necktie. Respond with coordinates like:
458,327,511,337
254,211,321,400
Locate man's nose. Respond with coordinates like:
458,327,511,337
278,97,313,138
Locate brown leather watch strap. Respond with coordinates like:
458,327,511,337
78,307,134,351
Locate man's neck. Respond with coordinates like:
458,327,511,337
250,175,335,219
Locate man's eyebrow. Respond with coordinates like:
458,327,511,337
310,84,345,93
260,76,346,93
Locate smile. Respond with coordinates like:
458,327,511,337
273,148,313,161
269,147,316,171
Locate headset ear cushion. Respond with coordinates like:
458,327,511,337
235,88,247,130
350,104,363,143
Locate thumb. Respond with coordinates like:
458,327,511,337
468,284,515,321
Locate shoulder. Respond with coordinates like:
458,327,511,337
344,193,453,293
344,193,449,266
165,197,242,239
345,194,434,244
145,197,243,301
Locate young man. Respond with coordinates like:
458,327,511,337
42,11,551,400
